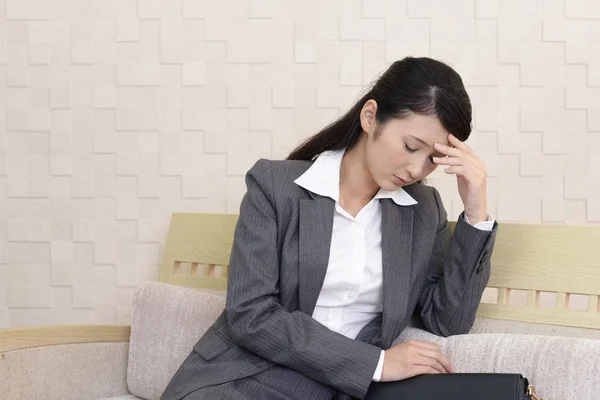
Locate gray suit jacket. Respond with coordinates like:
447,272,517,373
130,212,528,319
161,158,498,400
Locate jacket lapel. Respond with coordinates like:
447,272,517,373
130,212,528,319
298,195,335,315
380,199,415,349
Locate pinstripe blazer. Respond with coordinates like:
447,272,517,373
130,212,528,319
161,158,498,400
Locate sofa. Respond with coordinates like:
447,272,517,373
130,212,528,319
2,213,600,399
2,281,599,400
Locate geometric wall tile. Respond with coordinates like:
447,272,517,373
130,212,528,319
2,0,600,329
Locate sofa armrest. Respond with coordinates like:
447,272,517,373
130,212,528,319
0,325,131,400
395,328,600,400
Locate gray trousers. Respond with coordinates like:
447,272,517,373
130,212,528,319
179,352,339,400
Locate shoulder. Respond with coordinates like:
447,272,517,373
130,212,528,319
245,158,313,198
247,158,312,182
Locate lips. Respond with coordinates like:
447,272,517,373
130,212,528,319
394,175,408,185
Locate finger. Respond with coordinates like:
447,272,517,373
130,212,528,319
409,341,442,351
437,138,482,168
417,357,448,374
444,166,465,175
447,133,471,153
433,156,463,166
415,350,449,374
420,349,455,373
448,134,487,166
439,355,455,374
434,142,463,158
441,161,486,182
448,134,477,159
441,156,486,177
411,366,442,378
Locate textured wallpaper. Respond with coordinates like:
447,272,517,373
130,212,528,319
1,0,599,328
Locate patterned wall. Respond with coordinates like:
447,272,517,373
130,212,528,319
1,0,599,328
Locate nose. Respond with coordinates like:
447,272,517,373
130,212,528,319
406,163,421,181
406,157,432,181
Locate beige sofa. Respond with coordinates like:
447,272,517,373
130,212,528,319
2,281,599,400
2,213,600,399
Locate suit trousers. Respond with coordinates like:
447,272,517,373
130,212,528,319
178,351,338,400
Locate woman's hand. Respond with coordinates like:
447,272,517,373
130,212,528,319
432,134,488,225
380,340,455,382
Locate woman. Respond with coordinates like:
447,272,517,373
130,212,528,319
161,57,498,400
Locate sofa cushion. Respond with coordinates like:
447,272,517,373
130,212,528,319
471,317,600,339
127,282,226,400
396,327,600,400
0,342,130,400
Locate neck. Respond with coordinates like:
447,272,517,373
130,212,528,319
339,135,380,202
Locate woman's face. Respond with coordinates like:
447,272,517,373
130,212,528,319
361,102,451,191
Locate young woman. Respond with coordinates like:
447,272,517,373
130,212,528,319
161,56,498,400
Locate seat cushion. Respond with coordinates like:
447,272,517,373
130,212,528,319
0,342,129,400
127,282,226,400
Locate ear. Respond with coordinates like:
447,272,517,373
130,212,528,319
359,99,378,136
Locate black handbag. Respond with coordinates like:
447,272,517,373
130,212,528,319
364,373,546,400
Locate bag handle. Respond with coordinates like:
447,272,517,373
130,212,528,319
527,385,546,400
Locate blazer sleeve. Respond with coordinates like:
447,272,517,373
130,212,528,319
225,159,382,399
416,186,498,337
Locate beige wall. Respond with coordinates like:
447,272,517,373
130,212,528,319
1,0,599,328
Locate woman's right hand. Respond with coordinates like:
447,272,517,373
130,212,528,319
380,340,455,382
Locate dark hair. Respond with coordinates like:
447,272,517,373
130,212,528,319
287,57,472,161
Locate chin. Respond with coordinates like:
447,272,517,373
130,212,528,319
379,180,401,191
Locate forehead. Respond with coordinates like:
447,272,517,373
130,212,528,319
386,113,450,146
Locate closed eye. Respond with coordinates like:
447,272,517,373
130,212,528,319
406,143,435,164
404,144,417,153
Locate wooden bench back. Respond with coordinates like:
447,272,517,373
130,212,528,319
159,213,600,329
